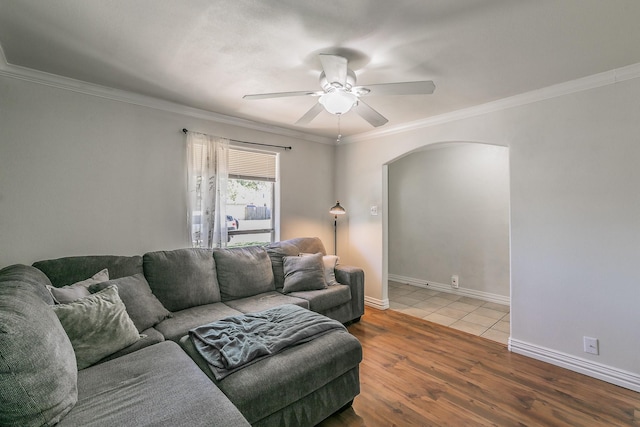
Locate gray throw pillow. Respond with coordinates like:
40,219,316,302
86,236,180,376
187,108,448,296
266,237,327,290
47,268,109,304
89,274,171,332
282,252,327,293
300,253,340,286
213,246,275,300
0,275,78,426
53,285,140,369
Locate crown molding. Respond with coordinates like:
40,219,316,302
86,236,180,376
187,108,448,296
3,40,639,146
343,62,640,144
0,43,334,145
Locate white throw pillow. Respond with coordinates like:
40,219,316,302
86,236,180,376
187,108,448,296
321,255,339,286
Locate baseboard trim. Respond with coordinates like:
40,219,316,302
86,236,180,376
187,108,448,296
365,296,389,310
509,339,640,393
388,274,510,306
389,274,640,392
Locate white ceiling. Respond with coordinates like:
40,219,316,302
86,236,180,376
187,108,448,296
2,0,640,138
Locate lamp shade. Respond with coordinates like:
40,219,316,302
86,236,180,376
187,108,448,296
330,201,346,215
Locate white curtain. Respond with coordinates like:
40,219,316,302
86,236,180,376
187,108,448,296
186,132,229,248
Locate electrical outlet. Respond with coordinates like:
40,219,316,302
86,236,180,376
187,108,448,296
370,205,378,216
451,275,459,289
583,336,599,355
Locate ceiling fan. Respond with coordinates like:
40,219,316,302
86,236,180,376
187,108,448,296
243,54,436,128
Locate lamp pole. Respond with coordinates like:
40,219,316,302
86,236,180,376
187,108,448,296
334,214,338,255
329,201,346,256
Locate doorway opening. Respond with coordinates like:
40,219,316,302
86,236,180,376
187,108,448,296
384,142,510,343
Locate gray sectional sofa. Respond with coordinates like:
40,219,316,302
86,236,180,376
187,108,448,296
0,237,364,427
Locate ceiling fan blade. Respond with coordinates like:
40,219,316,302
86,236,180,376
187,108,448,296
295,102,325,125
355,80,436,96
243,90,320,100
319,54,348,86
353,100,389,127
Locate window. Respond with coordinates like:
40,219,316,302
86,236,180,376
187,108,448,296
226,147,277,247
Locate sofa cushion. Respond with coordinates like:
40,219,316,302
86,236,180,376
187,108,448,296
89,274,171,332
155,303,243,342
95,327,165,364
282,253,327,293
33,255,143,287
213,246,275,300
47,268,109,304
143,248,220,311
223,291,309,314
53,285,140,369
266,237,327,291
58,341,250,427
0,266,78,427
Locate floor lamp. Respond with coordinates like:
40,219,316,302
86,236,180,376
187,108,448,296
329,201,346,255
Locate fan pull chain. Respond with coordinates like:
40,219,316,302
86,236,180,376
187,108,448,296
336,114,342,143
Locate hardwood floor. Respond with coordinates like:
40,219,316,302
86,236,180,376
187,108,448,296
319,308,639,426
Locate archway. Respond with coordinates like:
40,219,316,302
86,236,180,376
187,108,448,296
383,141,510,342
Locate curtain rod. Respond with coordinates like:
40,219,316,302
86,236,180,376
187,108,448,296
182,128,292,151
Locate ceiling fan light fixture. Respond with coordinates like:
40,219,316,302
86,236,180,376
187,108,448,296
244,54,434,127
319,90,358,115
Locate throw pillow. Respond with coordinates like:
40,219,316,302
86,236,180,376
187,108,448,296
265,237,327,291
213,246,275,300
89,274,171,332
47,268,109,304
282,252,327,293
322,255,340,286
300,253,340,286
53,285,140,369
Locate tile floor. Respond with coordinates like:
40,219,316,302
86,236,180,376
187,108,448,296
388,280,510,345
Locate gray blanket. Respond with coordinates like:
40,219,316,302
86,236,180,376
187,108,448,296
189,304,347,380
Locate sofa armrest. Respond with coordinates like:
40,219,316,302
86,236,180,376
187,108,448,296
334,265,364,322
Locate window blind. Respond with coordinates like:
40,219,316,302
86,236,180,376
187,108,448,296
228,148,277,182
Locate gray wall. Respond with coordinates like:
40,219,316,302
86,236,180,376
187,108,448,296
0,75,336,266
335,72,640,385
388,143,510,298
